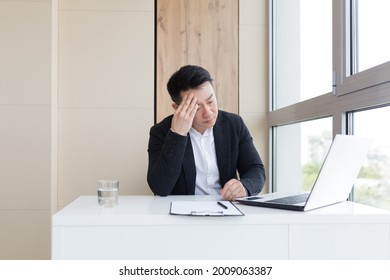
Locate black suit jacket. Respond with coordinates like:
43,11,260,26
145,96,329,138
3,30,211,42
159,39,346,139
147,110,266,196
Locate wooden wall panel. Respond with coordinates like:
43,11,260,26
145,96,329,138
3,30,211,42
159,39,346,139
156,0,238,122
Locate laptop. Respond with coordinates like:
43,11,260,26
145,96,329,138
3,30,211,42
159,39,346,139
236,134,371,211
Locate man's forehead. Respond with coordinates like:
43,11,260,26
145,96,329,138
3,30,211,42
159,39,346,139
180,84,214,98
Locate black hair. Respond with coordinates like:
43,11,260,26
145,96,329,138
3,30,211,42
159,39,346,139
167,65,213,104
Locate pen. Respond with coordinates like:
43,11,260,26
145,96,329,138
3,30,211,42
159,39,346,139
217,201,228,209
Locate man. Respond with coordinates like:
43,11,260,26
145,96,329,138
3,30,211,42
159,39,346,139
147,65,265,200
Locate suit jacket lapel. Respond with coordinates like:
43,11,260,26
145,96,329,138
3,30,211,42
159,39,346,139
182,136,196,194
214,113,230,186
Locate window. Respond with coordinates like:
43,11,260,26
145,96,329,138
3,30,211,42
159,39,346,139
269,0,390,209
273,0,332,109
273,118,332,193
334,0,390,96
352,106,390,210
356,0,390,72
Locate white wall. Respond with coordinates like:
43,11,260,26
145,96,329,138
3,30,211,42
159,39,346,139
57,0,155,210
0,0,268,259
0,0,52,259
239,0,269,192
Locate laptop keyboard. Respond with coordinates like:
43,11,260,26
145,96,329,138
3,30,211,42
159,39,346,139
267,193,309,204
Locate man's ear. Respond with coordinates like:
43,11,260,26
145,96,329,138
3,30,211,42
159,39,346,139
172,103,179,110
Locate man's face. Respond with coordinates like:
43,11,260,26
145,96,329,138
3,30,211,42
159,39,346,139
180,82,218,134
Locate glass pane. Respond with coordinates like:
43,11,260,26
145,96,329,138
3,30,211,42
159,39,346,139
357,0,390,72
274,117,332,192
274,0,332,109
353,106,390,210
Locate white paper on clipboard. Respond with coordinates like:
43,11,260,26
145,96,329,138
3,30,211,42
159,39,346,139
170,201,244,216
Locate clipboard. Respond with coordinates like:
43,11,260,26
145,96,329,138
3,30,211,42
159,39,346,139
170,201,244,216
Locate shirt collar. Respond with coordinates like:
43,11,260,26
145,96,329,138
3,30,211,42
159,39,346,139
189,127,213,137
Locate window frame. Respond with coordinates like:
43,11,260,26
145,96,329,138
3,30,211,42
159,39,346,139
269,0,390,194
333,0,390,96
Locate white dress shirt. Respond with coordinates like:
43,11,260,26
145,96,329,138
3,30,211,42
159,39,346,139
189,127,221,195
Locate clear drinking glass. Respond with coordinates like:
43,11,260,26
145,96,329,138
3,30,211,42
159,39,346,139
97,180,119,207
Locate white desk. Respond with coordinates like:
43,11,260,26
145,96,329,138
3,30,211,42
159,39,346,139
52,195,390,260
